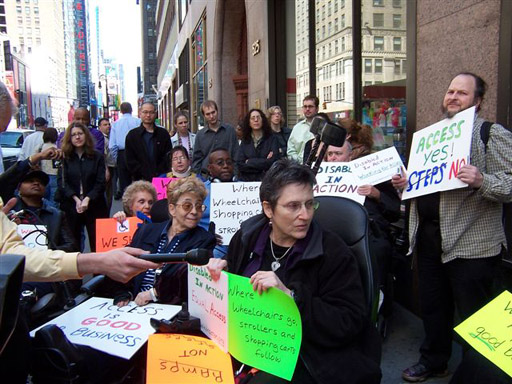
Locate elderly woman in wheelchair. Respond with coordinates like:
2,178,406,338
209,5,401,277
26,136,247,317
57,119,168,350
207,159,382,383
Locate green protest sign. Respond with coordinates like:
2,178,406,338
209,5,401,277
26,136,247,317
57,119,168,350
227,273,302,381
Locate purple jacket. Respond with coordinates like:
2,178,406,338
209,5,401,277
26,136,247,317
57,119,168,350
57,127,104,153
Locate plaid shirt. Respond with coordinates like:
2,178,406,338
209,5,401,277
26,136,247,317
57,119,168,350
409,116,512,263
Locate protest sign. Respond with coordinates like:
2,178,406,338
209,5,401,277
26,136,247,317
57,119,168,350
188,267,302,380
95,217,141,252
188,264,229,352
30,297,181,359
350,146,405,186
402,106,475,200
147,333,234,384
210,182,261,244
17,224,48,249
152,177,177,200
313,162,365,204
455,290,512,378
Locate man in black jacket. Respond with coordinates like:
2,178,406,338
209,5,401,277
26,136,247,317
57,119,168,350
125,102,171,182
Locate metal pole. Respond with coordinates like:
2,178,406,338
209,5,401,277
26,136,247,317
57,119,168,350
308,0,316,97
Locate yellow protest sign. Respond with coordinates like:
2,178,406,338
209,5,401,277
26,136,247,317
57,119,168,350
454,290,512,378
146,333,234,384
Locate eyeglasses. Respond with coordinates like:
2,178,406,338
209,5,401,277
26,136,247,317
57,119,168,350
174,202,206,213
141,110,155,115
277,200,319,213
327,151,345,157
250,115,262,121
214,159,233,167
172,156,187,162
302,105,316,109
71,132,84,138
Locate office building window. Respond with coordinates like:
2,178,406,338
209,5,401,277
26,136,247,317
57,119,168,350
374,36,384,50
393,14,401,28
335,18,338,32
393,37,401,51
375,59,383,73
341,14,345,28
394,60,401,74
373,13,384,27
365,59,372,73
373,0,384,6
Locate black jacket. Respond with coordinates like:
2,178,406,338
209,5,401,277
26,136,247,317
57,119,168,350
0,159,32,203
236,134,280,181
112,220,216,304
227,214,382,383
125,124,172,182
273,126,292,158
57,150,106,204
13,198,76,252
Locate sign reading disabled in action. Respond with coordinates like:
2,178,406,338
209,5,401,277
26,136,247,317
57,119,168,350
95,217,141,252
188,267,302,380
210,182,262,244
30,297,181,359
314,162,365,204
147,334,234,384
152,177,177,200
402,106,475,200
455,291,512,378
351,146,405,186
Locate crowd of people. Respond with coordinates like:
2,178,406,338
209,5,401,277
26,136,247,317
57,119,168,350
0,71,511,384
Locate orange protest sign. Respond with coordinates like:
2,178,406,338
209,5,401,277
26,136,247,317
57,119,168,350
95,217,142,252
147,333,234,384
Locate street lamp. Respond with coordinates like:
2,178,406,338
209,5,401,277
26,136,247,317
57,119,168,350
98,74,109,118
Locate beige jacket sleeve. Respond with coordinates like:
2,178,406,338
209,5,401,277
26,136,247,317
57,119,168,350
0,210,80,282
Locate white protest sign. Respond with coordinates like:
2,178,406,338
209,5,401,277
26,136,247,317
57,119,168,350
30,297,181,359
210,182,262,244
188,265,229,352
402,106,475,200
313,162,365,204
17,224,48,250
351,146,404,186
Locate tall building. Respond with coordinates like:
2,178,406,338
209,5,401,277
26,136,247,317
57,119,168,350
140,0,157,99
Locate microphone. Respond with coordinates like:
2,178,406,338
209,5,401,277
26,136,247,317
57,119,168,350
138,248,211,265
304,117,328,167
311,123,347,175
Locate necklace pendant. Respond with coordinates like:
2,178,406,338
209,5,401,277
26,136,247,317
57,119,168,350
271,261,281,272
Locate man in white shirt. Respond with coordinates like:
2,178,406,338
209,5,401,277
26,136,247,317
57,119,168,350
18,117,47,161
287,95,319,162
108,102,141,196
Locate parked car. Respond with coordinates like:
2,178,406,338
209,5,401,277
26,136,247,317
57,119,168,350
0,129,34,170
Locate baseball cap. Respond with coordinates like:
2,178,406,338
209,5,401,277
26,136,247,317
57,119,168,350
19,170,49,186
34,117,48,127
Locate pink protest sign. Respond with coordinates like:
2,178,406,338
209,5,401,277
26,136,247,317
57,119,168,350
152,177,178,200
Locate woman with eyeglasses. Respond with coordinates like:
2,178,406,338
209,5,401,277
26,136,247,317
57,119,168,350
207,159,381,383
57,122,108,252
114,176,216,307
266,105,292,157
236,108,280,181
160,145,197,179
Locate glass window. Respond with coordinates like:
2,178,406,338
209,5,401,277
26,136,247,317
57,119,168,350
365,59,372,73
375,59,383,73
328,22,332,35
393,37,401,51
33,6,38,14
26,16,31,23
393,14,401,28
341,36,345,51
373,13,384,27
341,14,345,28
394,60,401,74
16,5,22,13
17,16,23,24
393,0,402,8
335,18,339,32
24,6,29,14
402,59,407,74
335,39,339,54
374,36,384,50
373,0,384,6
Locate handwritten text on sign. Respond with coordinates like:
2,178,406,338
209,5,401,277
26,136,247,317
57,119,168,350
210,182,261,244
95,217,141,252
152,177,177,200
188,267,302,380
350,146,404,186
30,297,181,359
188,265,229,352
402,106,475,200
455,290,512,378
314,162,365,204
147,333,234,384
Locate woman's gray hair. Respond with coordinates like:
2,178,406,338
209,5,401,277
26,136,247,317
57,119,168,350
259,159,316,209
122,180,157,215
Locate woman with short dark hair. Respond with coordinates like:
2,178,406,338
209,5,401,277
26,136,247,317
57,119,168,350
236,108,280,181
207,159,381,383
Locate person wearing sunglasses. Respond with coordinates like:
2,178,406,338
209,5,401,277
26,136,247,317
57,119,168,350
113,176,216,307
207,159,381,383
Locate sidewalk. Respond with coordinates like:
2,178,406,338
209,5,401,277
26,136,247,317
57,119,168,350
381,303,462,384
